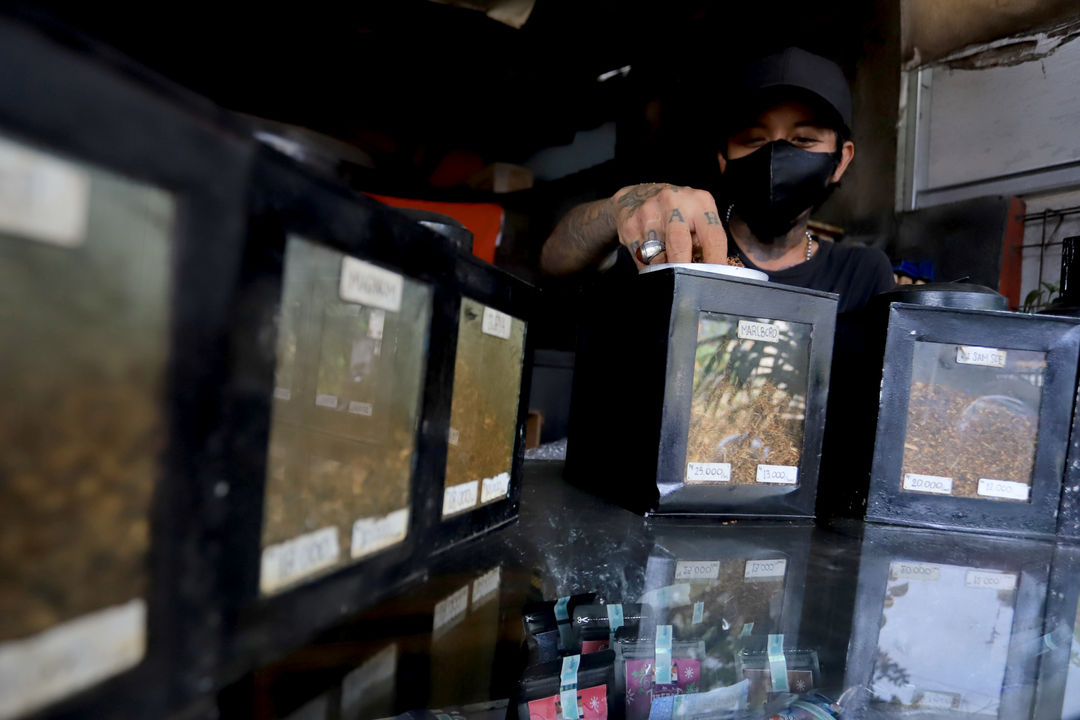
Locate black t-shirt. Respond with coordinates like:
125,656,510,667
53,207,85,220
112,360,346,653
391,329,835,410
729,238,895,313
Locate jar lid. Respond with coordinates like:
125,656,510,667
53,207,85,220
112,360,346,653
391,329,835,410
876,282,1007,311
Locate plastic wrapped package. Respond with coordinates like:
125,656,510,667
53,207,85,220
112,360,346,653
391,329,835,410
518,651,617,720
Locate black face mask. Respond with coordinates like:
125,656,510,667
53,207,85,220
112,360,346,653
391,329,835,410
721,140,840,242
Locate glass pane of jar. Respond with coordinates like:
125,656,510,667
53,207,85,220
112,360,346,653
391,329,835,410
442,298,526,518
872,560,1016,714
901,341,1045,503
686,314,812,487
260,236,432,595
0,135,173,714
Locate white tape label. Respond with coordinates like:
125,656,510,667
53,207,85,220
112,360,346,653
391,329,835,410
978,478,1030,501
903,473,953,495
675,560,720,581
756,465,798,485
481,307,513,339
433,585,470,632
351,508,408,559
956,345,1007,368
472,567,501,605
348,401,374,416
481,472,511,503
744,558,787,579
260,526,340,593
686,462,731,483
918,690,959,710
315,394,339,409
442,481,479,517
0,136,90,248
894,562,942,582
0,599,145,720
339,257,404,312
274,387,292,401
965,570,1018,591
737,320,780,342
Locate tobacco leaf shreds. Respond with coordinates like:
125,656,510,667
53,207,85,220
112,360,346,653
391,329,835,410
901,381,1037,501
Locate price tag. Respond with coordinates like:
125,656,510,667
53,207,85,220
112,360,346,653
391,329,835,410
965,570,1018,591
654,625,673,685
686,462,731,483
351,508,408,559
260,526,340,594
442,481,479,517
675,560,720,581
348,401,373,416
756,465,798,485
918,690,960,710
315,394,339,409
481,472,511,503
482,307,513,339
978,478,1030,501
903,473,953,495
737,320,780,342
0,136,90,248
472,566,501,606
956,345,1007,368
0,599,145,720
433,585,470,632
893,562,942,582
339,257,404,312
744,558,787,580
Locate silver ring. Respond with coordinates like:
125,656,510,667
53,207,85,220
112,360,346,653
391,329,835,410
640,238,665,263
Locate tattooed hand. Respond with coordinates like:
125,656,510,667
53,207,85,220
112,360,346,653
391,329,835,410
611,183,728,268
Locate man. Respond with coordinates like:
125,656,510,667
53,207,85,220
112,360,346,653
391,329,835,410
540,47,894,313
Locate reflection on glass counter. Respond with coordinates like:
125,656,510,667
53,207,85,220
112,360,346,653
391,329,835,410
901,341,1045,504
687,314,812,488
0,136,173,717
260,236,432,595
442,298,526,518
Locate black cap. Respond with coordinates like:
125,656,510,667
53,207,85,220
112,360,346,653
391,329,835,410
735,47,852,134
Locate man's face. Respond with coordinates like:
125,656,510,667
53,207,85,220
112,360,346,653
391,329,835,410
717,100,854,182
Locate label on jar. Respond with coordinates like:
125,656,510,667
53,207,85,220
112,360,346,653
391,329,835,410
348,401,373,416
756,465,798,485
894,562,941,582
744,558,787,579
481,307,513,339
368,309,386,339
0,599,145,720
918,690,960,710
433,585,470,632
351,508,408,559
481,472,511,503
956,345,1007,368
675,560,720,581
0,136,90,248
260,526,340,593
965,570,1017,591
472,566,501,606
737,320,780,343
315,394,339,409
339,257,404,312
686,462,731,483
442,481,479,517
978,478,1030,501
903,473,953,495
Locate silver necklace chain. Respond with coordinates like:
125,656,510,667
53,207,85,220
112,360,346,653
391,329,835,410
805,231,814,261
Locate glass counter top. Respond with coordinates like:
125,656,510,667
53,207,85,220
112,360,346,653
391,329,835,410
216,461,1080,720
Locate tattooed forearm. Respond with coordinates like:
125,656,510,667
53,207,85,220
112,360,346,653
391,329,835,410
541,199,618,276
